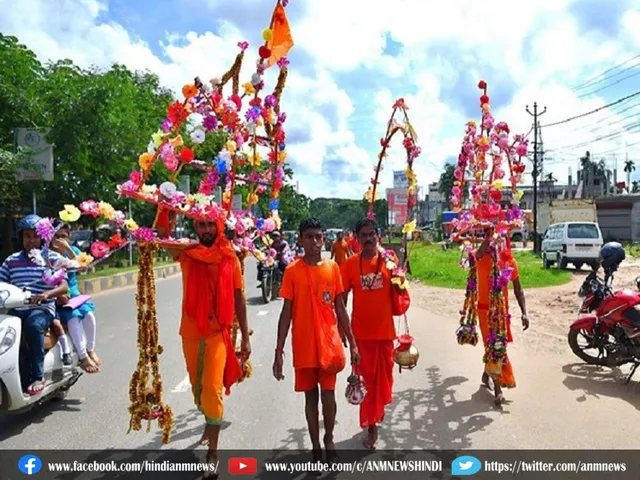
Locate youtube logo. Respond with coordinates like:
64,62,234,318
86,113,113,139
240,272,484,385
228,457,258,475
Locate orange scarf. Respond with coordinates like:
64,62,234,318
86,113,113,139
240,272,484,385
183,230,242,395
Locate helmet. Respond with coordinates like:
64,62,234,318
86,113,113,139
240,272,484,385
599,241,625,272
17,214,42,233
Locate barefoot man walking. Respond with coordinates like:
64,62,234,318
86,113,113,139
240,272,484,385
340,217,396,449
273,217,359,462
162,214,251,471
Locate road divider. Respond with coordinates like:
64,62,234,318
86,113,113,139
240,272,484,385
77,263,180,295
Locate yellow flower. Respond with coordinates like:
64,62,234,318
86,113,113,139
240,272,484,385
273,214,282,230
124,219,139,231
226,141,237,155
249,152,263,167
515,190,524,200
391,277,409,290
139,152,154,171
278,150,287,162
77,252,94,267
491,179,505,190
262,28,273,42
242,82,255,96
254,250,266,262
142,184,157,195
152,131,165,147
402,220,416,235
247,193,259,205
223,191,231,204
170,135,183,148
98,201,116,220
59,205,81,223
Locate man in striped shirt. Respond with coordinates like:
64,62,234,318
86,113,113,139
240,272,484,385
0,215,69,395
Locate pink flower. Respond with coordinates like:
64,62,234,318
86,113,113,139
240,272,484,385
35,218,55,244
43,268,66,286
277,57,290,68
130,170,142,185
90,241,110,259
163,154,179,172
237,41,249,51
80,200,100,218
132,227,156,243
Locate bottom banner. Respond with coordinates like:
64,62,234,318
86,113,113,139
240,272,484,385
1,449,638,479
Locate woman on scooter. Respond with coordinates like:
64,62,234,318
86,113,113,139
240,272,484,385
50,221,101,374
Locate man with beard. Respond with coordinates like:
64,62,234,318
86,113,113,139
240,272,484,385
162,215,251,470
340,217,396,449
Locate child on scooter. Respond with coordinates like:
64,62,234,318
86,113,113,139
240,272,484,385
51,222,101,374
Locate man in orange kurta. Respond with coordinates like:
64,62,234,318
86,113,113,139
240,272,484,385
341,217,395,449
162,215,251,465
476,232,529,405
331,232,349,266
274,217,359,463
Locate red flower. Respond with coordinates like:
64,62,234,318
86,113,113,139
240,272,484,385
258,46,271,59
490,189,502,202
403,136,414,150
480,95,489,105
393,98,406,109
478,80,487,90
167,101,188,124
230,95,242,111
250,97,262,107
108,233,127,249
180,147,195,163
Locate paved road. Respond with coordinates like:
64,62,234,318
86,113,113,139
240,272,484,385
2,257,640,453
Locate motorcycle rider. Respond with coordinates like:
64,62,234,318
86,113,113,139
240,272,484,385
0,214,69,395
257,231,290,287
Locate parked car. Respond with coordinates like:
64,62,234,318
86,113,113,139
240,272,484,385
541,221,603,270
71,230,93,252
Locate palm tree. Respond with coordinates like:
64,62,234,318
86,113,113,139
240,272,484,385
624,160,636,193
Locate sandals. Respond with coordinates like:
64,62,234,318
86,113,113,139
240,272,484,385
27,379,46,396
79,358,99,374
88,351,102,366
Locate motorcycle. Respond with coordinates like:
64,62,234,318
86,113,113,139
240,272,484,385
568,266,640,383
260,262,283,304
0,282,83,413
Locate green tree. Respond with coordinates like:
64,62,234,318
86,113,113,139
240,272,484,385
438,163,456,204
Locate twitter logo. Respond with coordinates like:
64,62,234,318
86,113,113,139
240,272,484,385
451,456,482,476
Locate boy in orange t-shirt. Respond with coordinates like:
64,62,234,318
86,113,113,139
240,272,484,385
274,218,360,463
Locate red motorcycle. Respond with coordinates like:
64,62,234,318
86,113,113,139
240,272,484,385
569,263,640,382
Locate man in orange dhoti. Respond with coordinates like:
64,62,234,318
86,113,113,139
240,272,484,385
340,218,395,449
163,216,251,468
476,231,529,405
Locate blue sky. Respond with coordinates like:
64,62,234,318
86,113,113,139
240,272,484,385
1,0,640,199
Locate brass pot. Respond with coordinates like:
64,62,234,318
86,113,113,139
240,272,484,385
393,344,420,370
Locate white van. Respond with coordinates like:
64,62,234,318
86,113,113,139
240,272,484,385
541,222,603,270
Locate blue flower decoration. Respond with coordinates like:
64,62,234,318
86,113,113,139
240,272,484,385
257,219,265,230
217,157,227,174
269,199,280,210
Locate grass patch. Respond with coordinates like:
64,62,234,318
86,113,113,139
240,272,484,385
409,243,573,289
79,260,176,280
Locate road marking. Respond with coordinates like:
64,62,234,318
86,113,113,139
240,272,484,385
257,311,268,316
172,375,191,393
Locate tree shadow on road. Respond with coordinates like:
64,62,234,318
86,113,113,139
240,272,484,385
259,365,498,480
0,397,83,443
562,362,640,410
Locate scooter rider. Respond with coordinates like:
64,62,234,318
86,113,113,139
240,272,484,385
257,231,289,286
0,214,69,395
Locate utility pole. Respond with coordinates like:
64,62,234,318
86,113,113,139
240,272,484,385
526,102,547,254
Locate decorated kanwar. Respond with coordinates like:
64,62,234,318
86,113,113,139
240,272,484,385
341,99,421,448
451,80,531,406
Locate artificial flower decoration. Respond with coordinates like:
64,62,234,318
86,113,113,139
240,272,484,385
451,80,528,385
59,205,81,223
76,252,94,267
35,218,55,244
90,241,110,259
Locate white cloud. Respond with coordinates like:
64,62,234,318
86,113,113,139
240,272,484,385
2,0,640,204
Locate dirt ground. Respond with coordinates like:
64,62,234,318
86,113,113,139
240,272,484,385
411,257,640,355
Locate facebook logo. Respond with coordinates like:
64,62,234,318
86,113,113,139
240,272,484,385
18,455,42,475
451,455,482,476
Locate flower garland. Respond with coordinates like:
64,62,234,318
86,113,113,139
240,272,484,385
483,246,510,382
456,243,479,346
450,81,526,377
127,241,173,444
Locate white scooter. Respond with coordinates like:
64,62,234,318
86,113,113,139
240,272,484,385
0,282,83,413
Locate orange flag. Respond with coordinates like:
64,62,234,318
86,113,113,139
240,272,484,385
266,2,294,68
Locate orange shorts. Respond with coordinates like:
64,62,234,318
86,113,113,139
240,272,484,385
294,368,337,392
